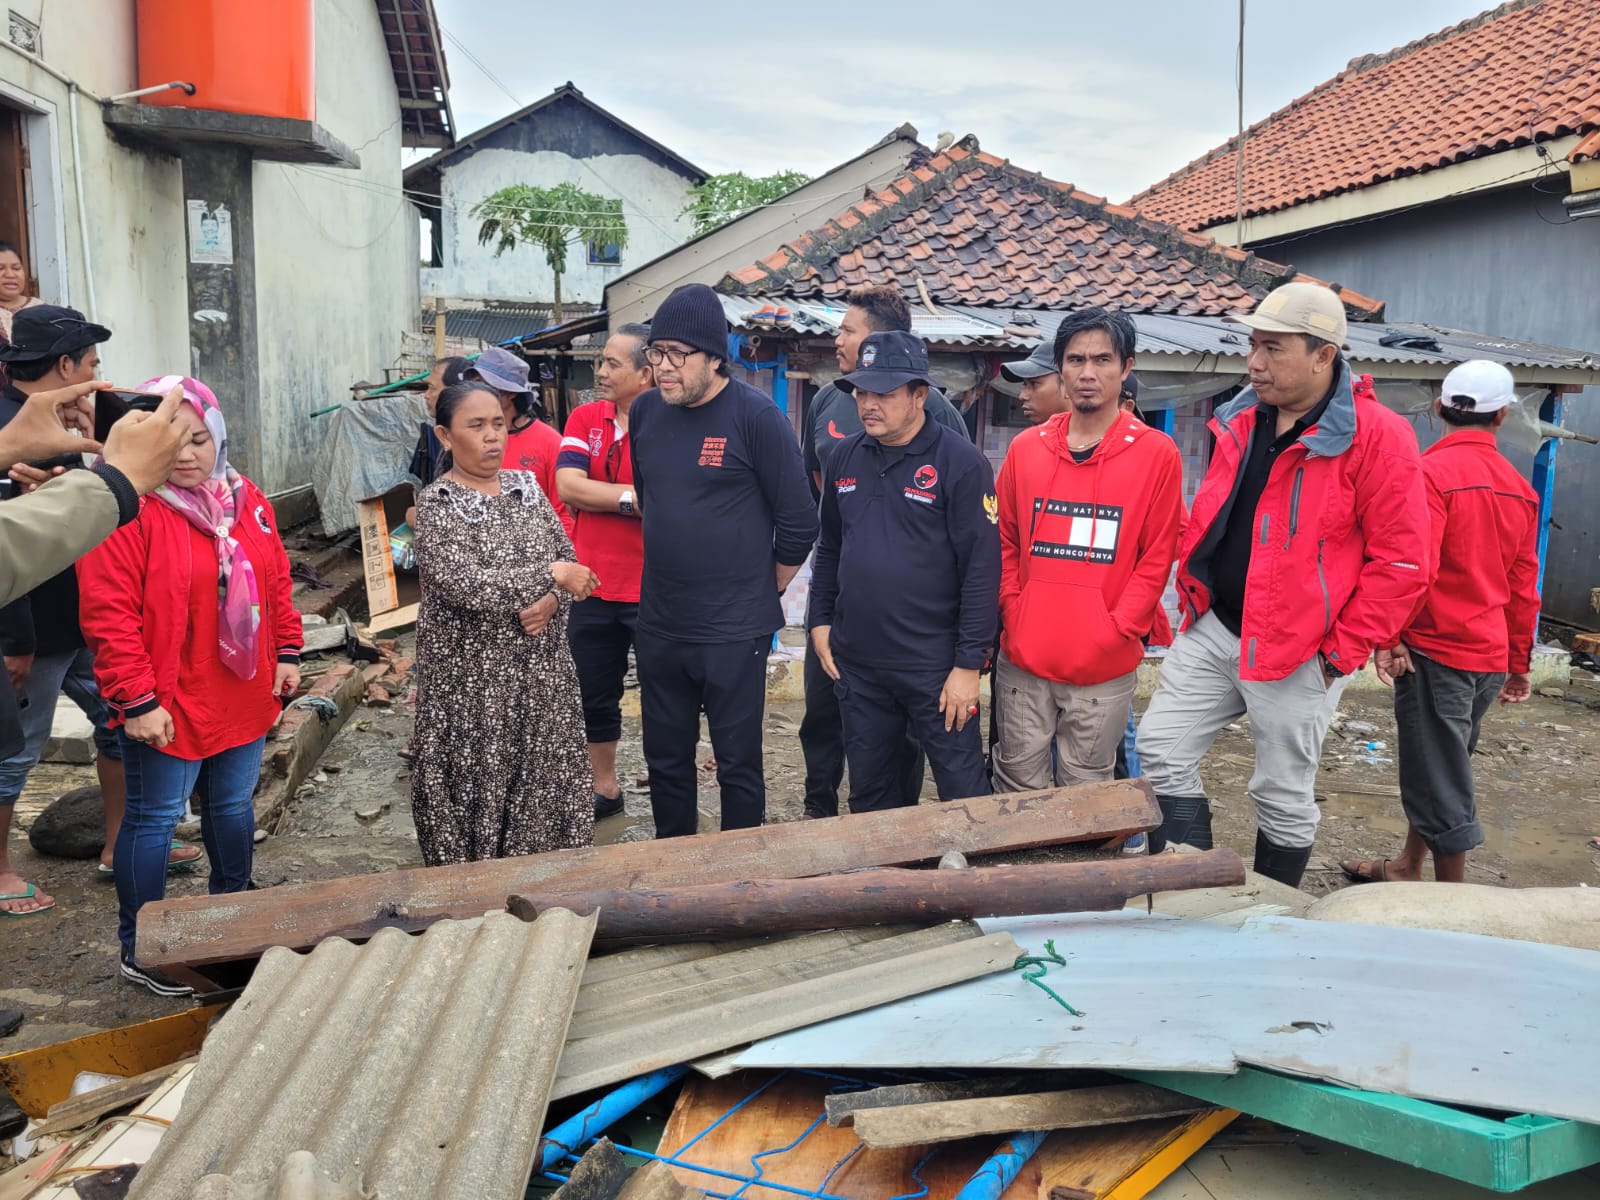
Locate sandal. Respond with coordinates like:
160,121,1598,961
1339,857,1393,884
97,842,203,879
0,883,55,917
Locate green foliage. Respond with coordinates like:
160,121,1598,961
470,182,629,277
683,170,812,235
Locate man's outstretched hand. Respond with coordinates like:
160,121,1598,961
0,380,106,472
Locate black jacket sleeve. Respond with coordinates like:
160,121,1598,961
801,393,821,499
927,388,970,440
628,394,650,512
748,401,819,568
946,455,1001,670
0,594,34,658
807,449,843,629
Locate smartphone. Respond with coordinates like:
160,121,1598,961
93,390,166,443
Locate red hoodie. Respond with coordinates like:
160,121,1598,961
997,409,1185,685
503,418,576,543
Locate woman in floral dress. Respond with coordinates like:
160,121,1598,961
411,380,599,865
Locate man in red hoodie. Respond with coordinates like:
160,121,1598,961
1137,282,1429,887
1343,360,1539,885
993,308,1184,791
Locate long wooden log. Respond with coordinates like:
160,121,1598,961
507,851,1246,943
851,1084,1208,1149
138,780,1160,968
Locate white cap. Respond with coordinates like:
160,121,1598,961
1440,360,1515,414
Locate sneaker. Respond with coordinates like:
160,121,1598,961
1120,832,1149,856
120,953,194,998
593,790,625,820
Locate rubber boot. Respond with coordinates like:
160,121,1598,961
1149,794,1213,854
1252,829,1314,889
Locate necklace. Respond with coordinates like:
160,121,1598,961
1068,435,1104,452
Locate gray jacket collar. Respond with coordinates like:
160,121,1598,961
1215,358,1357,459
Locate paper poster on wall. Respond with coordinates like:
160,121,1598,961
186,200,233,265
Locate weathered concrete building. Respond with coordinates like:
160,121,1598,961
0,0,449,512
406,83,705,313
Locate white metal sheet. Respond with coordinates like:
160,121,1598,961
723,911,1600,1124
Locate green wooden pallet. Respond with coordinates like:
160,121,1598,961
1123,1067,1600,1192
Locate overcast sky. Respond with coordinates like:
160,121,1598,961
430,0,1490,202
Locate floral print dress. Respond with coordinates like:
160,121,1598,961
411,470,593,865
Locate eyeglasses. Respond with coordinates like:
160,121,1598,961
644,345,701,368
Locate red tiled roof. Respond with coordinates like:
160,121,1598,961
719,143,1384,318
1130,0,1600,232
1572,130,1600,163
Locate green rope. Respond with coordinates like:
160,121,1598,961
1013,938,1085,1017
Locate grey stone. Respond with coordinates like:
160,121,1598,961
42,735,94,765
26,787,105,859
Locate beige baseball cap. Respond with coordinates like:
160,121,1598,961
1231,281,1348,347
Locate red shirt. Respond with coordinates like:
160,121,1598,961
558,399,643,603
1398,428,1541,674
502,418,576,542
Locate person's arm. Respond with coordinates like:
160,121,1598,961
254,488,304,694
1322,423,1431,677
535,444,578,543
1386,476,1447,651
628,398,649,516
414,487,557,613
801,396,823,499
0,380,104,470
748,402,819,587
0,467,138,607
76,508,160,723
806,455,844,679
947,457,1001,672
995,452,1023,626
1505,494,1542,678
1107,442,1185,641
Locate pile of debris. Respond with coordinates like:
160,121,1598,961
3,779,1599,1198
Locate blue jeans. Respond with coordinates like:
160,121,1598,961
115,732,264,957
0,648,119,807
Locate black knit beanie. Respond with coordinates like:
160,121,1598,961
648,284,729,362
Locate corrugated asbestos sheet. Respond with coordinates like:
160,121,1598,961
129,909,596,1200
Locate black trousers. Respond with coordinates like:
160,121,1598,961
800,639,925,818
1394,649,1502,856
567,598,639,744
636,629,769,838
835,658,990,813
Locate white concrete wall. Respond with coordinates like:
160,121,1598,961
423,147,696,305
0,0,188,390
253,0,420,496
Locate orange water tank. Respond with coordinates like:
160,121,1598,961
136,0,315,123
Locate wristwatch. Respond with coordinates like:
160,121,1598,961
618,489,635,515
1319,652,1344,679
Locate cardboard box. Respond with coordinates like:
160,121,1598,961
356,484,420,635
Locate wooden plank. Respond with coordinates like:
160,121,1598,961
1124,1066,1600,1192
826,1073,1084,1126
511,853,1246,943
1574,631,1600,655
34,1059,192,1138
576,928,914,1015
655,1070,1231,1200
570,925,975,1037
0,1005,224,1119
138,780,1160,968
852,1084,1209,1149
552,931,1021,1100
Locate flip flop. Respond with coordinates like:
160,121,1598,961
0,883,56,917
1339,857,1393,884
96,842,203,879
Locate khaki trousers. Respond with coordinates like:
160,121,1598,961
992,652,1137,791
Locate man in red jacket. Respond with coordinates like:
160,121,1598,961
1343,360,1539,885
1137,282,1429,887
993,308,1184,791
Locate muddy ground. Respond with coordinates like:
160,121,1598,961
4,644,1599,1051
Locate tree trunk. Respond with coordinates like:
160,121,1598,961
553,270,563,325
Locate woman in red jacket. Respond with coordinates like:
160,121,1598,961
78,376,301,997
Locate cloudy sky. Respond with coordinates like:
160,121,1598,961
430,0,1491,201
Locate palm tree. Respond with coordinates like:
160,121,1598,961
471,182,628,323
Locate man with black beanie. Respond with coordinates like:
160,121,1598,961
630,283,818,837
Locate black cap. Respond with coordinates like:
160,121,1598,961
999,335,1059,382
0,304,111,363
1120,372,1140,404
837,330,934,394
648,283,729,362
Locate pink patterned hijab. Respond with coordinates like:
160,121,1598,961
141,375,261,679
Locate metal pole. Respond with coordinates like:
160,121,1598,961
1234,0,1247,244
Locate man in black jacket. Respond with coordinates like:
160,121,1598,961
809,332,1000,812
630,284,818,837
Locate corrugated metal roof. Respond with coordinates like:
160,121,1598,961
129,910,596,1200
436,303,602,346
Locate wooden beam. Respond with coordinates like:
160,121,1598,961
510,852,1246,943
825,1073,1088,1126
33,1059,193,1138
138,780,1160,969
851,1084,1208,1149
